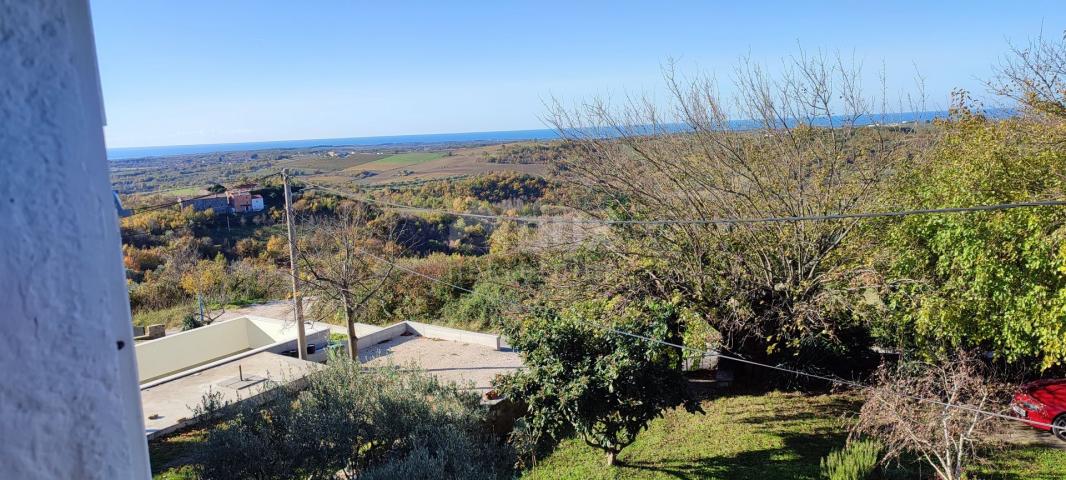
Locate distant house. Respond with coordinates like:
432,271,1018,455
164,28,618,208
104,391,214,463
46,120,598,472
228,191,252,213
227,191,265,213
178,194,230,213
178,187,264,214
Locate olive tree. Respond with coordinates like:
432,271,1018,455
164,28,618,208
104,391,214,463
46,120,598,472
195,360,514,479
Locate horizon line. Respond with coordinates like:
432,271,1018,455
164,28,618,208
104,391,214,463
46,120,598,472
106,125,560,152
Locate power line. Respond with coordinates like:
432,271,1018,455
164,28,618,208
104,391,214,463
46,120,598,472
303,181,1066,226
353,243,1058,431
179,175,1054,428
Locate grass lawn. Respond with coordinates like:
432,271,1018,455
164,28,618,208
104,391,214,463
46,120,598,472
522,390,1066,480
524,391,856,480
357,152,446,170
975,446,1066,479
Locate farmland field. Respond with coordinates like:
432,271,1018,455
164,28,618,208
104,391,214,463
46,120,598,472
355,152,447,170
111,141,557,197
156,186,204,196
278,152,387,173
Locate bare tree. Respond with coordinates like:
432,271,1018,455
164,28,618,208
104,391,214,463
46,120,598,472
989,30,1066,119
852,354,1004,480
546,52,921,360
297,204,401,361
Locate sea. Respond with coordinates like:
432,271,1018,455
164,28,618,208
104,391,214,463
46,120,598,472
106,110,1007,161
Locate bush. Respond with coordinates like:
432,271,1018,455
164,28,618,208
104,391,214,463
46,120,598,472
180,313,204,331
194,360,514,479
820,440,881,480
499,297,700,466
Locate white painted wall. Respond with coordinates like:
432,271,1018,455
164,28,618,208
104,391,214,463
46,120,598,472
136,318,258,382
136,316,328,383
0,1,151,478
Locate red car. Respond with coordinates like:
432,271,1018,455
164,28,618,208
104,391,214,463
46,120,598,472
1011,379,1066,441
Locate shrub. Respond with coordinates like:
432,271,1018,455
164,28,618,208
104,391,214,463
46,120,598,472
820,440,881,480
499,297,700,466
180,313,204,331
851,354,1003,480
194,360,514,479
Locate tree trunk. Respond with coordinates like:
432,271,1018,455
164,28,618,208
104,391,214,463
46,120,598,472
342,293,358,361
605,450,617,467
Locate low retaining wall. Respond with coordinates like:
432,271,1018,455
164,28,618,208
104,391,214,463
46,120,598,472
355,322,410,351
405,321,501,350
353,321,502,351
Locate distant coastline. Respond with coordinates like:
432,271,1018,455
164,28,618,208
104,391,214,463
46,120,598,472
106,128,564,160
107,110,1010,161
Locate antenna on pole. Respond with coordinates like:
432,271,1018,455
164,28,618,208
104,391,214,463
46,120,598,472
282,169,308,360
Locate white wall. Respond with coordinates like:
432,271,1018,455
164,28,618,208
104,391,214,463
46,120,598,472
136,316,331,385
0,1,151,478
136,318,258,382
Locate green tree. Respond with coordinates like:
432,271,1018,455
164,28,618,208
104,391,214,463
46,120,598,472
499,297,700,466
876,104,1066,369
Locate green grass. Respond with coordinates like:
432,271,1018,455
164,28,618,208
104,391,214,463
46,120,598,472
133,304,191,329
524,391,857,480
976,446,1066,479
150,428,206,479
522,391,1066,480
357,152,446,170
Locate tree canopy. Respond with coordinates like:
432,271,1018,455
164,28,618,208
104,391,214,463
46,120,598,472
499,297,700,465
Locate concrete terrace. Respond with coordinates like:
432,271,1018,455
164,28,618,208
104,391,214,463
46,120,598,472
141,351,322,440
359,326,522,392
215,303,523,391
139,303,522,439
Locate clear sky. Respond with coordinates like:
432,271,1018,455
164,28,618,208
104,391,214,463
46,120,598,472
90,1,1066,148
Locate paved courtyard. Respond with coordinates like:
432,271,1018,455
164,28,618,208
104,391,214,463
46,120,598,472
140,351,323,439
360,335,522,392
200,301,522,393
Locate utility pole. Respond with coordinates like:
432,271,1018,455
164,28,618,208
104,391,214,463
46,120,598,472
282,169,308,360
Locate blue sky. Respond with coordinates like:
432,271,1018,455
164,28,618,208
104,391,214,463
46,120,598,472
90,1,1066,148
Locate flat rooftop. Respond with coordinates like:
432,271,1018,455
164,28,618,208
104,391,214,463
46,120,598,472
141,351,323,439
140,303,524,440
360,334,522,392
